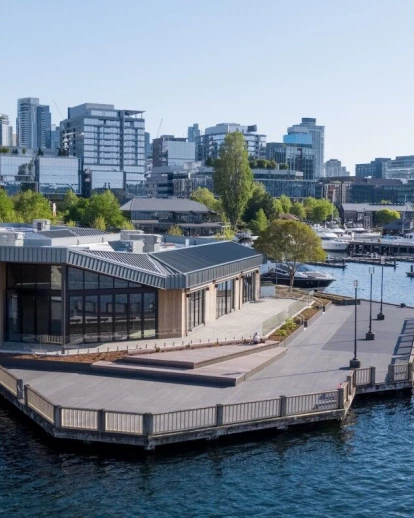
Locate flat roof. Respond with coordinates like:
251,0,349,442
121,198,214,214
342,203,413,212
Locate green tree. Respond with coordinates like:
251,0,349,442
0,147,9,154
249,208,268,234
22,148,27,155
279,163,289,170
255,220,325,290
84,190,125,230
65,197,89,225
13,190,52,221
375,209,401,226
215,227,236,241
380,200,392,205
256,158,268,169
268,159,277,169
190,187,222,213
213,132,253,228
92,215,106,231
243,182,276,222
273,198,284,217
62,190,80,212
0,190,15,222
279,194,292,214
290,201,306,219
307,199,336,223
167,224,183,236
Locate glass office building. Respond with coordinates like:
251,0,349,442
36,156,81,194
266,142,315,180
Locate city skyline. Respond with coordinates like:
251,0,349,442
2,0,414,173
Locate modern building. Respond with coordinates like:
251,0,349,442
187,123,201,143
382,156,414,180
60,103,146,195
196,123,266,161
50,125,61,152
152,135,195,167
146,163,214,198
0,115,11,146
266,142,315,180
283,125,312,146
252,168,322,199
144,132,152,158
36,105,52,149
17,98,39,148
325,159,350,178
0,223,261,347
341,203,414,228
121,197,222,235
355,158,391,179
348,177,414,204
294,118,324,179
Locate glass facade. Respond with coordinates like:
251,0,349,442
187,289,205,331
216,280,235,318
36,157,81,194
242,273,255,304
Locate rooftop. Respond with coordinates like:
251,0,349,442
121,197,214,213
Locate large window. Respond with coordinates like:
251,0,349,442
216,280,235,318
243,272,255,304
188,289,205,331
67,267,157,343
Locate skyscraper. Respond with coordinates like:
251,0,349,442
187,123,200,142
17,97,39,148
0,114,10,146
296,118,325,179
37,105,52,149
60,103,146,194
152,135,195,167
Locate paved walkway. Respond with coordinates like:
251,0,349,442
8,301,414,414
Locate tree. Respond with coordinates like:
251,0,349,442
307,199,336,223
290,201,306,219
62,190,79,212
255,220,325,290
215,227,236,241
249,208,268,235
65,197,89,225
190,187,222,213
84,190,125,230
22,148,27,155
92,215,106,231
279,194,292,214
243,182,276,222
279,163,289,170
0,190,15,222
375,209,400,226
167,224,183,236
13,190,52,221
0,147,9,154
213,132,253,228
273,198,284,217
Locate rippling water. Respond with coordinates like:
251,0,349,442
1,397,414,517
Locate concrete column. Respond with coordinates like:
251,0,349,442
346,374,353,393
16,379,24,400
0,263,6,345
280,395,287,417
54,405,62,428
409,361,414,383
143,413,154,436
97,409,105,433
370,366,376,386
338,386,345,409
24,384,30,406
388,364,394,383
216,404,224,426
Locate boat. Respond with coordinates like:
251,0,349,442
261,263,335,289
313,227,349,252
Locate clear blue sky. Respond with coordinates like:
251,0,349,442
2,0,414,173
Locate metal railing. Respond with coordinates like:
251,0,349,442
222,398,281,424
262,299,309,336
286,391,338,415
153,407,216,434
105,411,143,435
0,366,18,396
61,408,98,430
26,386,54,423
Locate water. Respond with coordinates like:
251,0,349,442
2,262,414,516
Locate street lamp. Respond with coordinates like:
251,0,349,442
366,267,375,340
377,256,385,320
350,280,361,368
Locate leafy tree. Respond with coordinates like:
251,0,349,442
121,219,135,230
13,190,52,221
248,158,258,169
84,190,125,230
307,199,336,223
256,158,268,169
167,224,183,236
279,194,292,214
0,189,15,222
92,215,106,231
279,163,289,170
213,132,253,228
380,200,392,205
215,227,236,241
62,190,79,212
249,208,268,234
268,159,277,169
243,182,276,222
375,209,400,226
190,187,222,213
22,148,27,155
273,198,284,217
65,197,89,225
0,147,9,154
290,201,306,219
255,220,325,290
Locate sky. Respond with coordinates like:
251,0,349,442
2,0,414,173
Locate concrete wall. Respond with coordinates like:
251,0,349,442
157,289,185,338
0,263,5,343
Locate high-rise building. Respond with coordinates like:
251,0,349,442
295,118,325,178
283,125,312,146
196,123,266,161
188,123,200,142
325,159,350,178
50,125,61,152
0,114,10,146
37,105,52,149
17,98,39,148
60,103,146,194
355,158,391,179
144,132,152,158
266,142,315,180
152,135,195,167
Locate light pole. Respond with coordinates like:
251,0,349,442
366,267,375,340
350,280,361,368
377,256,385,320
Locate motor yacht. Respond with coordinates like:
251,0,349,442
261,263,335,289
313,228,349,252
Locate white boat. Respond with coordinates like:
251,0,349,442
313,227,349,252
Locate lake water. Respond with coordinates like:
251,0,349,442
1,261,414,517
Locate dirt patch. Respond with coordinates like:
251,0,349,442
6,351,129,364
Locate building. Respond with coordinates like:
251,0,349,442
325,159,350,178
17,98,39,148
0,114,11,146
355,158,391,179
50,125,61,152
266,142,315,180
152,135,195,167
294,118,324,179
188,123,200,143
382,156,414,180
60,103,146,195
196,123,266,161
121,197,222,235
252,168,322,199
341,202,414,228
283,125,312,146
0,223,262,346
36,105,52,149
144,132,152,158
348,177,414,204
146,163,214,198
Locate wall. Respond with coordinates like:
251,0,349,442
0,263,5,343
157,289,185,338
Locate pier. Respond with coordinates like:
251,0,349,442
0,299,412,450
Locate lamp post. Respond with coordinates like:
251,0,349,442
366,267,375,340
350,280,361,368
377,256,385,320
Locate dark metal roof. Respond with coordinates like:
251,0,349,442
38,228,108,238
38,230,76,238
68,228,108,236
121,197,212,213
83,251,175,274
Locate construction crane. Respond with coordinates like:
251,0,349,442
52,99,65,120
156,118,163,138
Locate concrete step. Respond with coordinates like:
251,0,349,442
92,347,287,387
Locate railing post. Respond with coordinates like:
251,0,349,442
280,395,287,417
388,364,394,383
24,384,30,406
97,409,105,433
408,361,413,383
54,405,62,428
370,366,376,386
143,413,154,436
338,386,345,409
216,404,224,426
16,379,24,400
346,374,353,394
